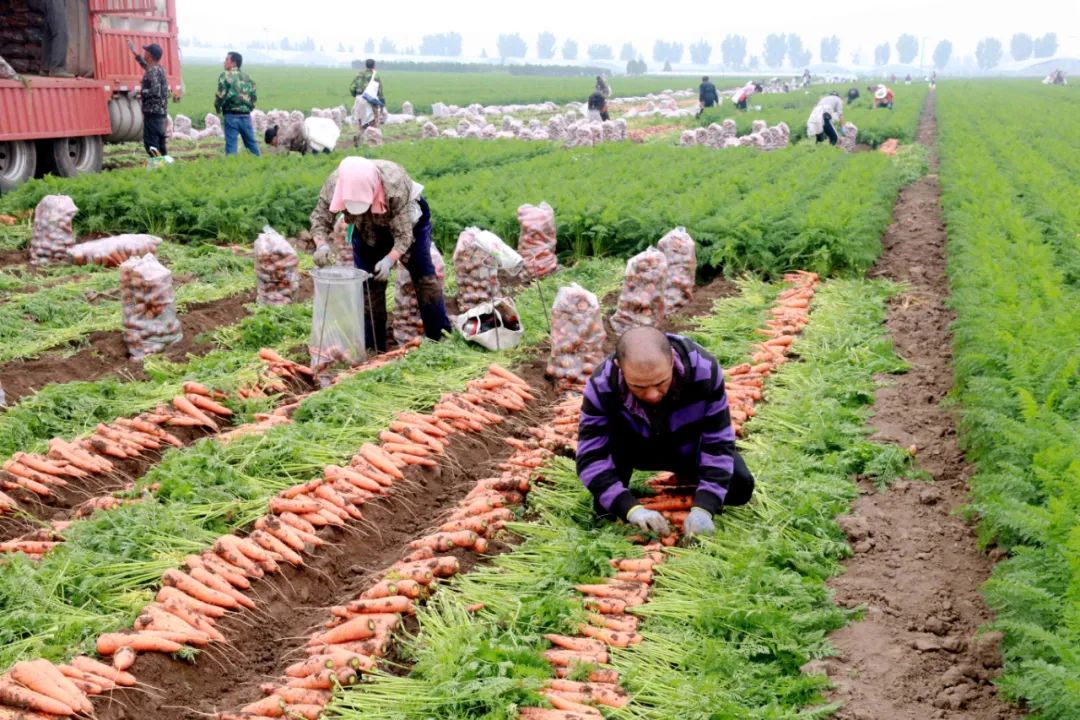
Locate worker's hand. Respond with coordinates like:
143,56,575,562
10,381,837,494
372,251,399,282
312,244,335,267
127,39,137,53
683,507,716,539
626,506,671,537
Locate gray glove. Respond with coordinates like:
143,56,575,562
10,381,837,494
373,254,396,282
312,244,334,267
626,506,671,537
683,507,716,539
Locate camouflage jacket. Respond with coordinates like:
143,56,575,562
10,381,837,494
275,120,309,154
214,69,257,114
310,160,421,262
349,69,385,103
135,58,169,115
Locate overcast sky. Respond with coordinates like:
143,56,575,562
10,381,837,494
177,0,1079,61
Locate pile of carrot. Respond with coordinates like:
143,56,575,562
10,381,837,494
0,656,135,717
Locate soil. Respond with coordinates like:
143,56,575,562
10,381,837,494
0,249,26,268
810,93,1025,720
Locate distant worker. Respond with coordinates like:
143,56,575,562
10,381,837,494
801,68,811,87
595,74,611,99
265,116,340,155
890,73,897,84
309,156,452,352
847,86,860,104
732,80,763,110
698,76,719,113
904,73,912,84
350,59,385,129
807,91,844,145
872,84,894,110
214,51,260,156
43,0,71,77
587,89,609,122
1043,69,1067,85
127,40,169,157
929,70,937,89
576,327,756,539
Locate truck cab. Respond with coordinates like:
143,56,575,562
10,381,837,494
0,0,183,191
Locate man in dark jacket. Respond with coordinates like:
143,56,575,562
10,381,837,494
128,40,169,156
698,76,719,113
577,327,755,538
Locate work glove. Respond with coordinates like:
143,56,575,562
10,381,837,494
626,506,671,537
683,507,716,539
372,251,399,282
312,244,335,267
127,39,137,53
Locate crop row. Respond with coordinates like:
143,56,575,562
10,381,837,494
937,82,1080,719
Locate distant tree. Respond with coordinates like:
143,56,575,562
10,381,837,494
337,42,346,52
561,38,578,60
933,40,952,69
379,38,397,54
787,34,811,67
653,40,684,64
299,37,316,52
420,33,463,56
1033,32,1057,58
281,37,292,51
364,38,375,53
588,44,613,60
721,34,747,68
663,60,672,72
748,55,760,70
481,49,488,59
874,42,890,65
763,33,787,68
497,33,527,58
626,58,647,75
820,35,840,63
689,40,711,64
896,34,918,64
620,43,636,62
976,38,1003,69
537,32,556,59
1010,33,1033,61
850,50,862,65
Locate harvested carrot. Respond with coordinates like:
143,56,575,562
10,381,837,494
582,597,628,615
586,613,639,632
270,687,331,705
361,577,424,600
97,632,182,655
112,646,137,670
488,363,528,387
189,566,257,609
12,659,92,714
519,708,597,719
186,393,233,417
285,652,377,678
309,616,383,646
408,530,478,553
283,703,324,720
541,691,603,717
69,656,135,687
546,679,629,708
578,624,642,647
241,695,285,716
251,529,304,566
359,444,404,480
542,649,609,667
0,681,76,716
284,667,358,689
544,634,606,653
200,553,254,588
341,596,415,616
162,569,239,609
172,395,219,430
157,586,228,619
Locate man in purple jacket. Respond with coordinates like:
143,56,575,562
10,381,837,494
576,327,755,538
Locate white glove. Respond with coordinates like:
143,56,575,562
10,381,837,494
312,244,334,267
372,253,397,282
683,507,716,539
626,506,671,537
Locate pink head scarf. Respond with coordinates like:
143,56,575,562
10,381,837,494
329,156,387,215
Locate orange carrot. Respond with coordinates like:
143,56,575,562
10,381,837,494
574,584,647,602
162,569,239,609
578,624,642,647
359,444,404,480
199,553,254,588
284,667,359,689
544,634,606,653
582,597,628,615
157,586,228,619
341,596,415,615
186,393,233,417
408,530,478,553
285,652,377,678
361,578,424,600
540,691,603,717
11,659,92,714
112,646,137,670
189,567,257,609
488,363,528,387
97,632,183,655
69,656,136,687
542,649,609,667
240,695,285,716
250,529,304,566
586,613,639,632
0,682,76,716
546,680,629,708
282,703,324,720
270,687,331,705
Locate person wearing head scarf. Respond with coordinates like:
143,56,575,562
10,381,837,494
309,157,451,351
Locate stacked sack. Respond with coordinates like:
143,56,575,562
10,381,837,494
362,127,383,146
421,121,439,138
516,202,558,279
170,114,195,140
254,226,300,305
391,244,446,345
657,228,696,313
610,247,668,335
839,122,858,152
453,228,501,308
120,254,182,359
547,284,606,393
30,195,78,266
68,234,162,267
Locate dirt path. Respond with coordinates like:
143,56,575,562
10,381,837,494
809,95,1023,719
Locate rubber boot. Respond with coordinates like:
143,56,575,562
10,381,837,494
415,275,452,341
364,279,389,352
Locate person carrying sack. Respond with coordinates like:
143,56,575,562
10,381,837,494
350,59,385,128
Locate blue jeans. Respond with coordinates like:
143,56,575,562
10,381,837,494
223,113,260,156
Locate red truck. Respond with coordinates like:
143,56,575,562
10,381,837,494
0,0,183,191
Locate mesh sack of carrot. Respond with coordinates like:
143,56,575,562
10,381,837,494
453,227,501,308
546,283,606,393
30,194,78,266
657,227,696,314
67,233,163,268
119,254,182,360
516,202,558,279
610,247,668,336
391,243,445,345
254,225,300,306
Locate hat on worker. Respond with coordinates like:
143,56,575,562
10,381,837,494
875,86,888,100
143,43,163,61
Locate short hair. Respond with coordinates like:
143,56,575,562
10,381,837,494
365,58,376,69
702,75,709,82
753,83,763,92
227,51,243,68
264,125,279,145
615,327,672,366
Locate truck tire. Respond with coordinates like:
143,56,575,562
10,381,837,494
0,141,37,192
51,136,104,178
107,95,143,143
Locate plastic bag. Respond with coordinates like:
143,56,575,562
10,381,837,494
657,227,696,313
547,283,606,392
120,254,182,360
517,202,558,279
67,234,162,267
610,247,668,336
304,116,341,152
453,228,503,307
309,266,368,378
254,225,300,306
391,243,446,346
30,195,78,266
455,297,523,352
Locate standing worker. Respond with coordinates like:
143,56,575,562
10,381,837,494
732,80,763,110
127,40,169,157
350,59,385,129
807,91,844,145
586,88,609,122
309,156,452,352
43,0,71,77
576,327,756,539
872,84,894,110
698,76,719,114
214,52,260,156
